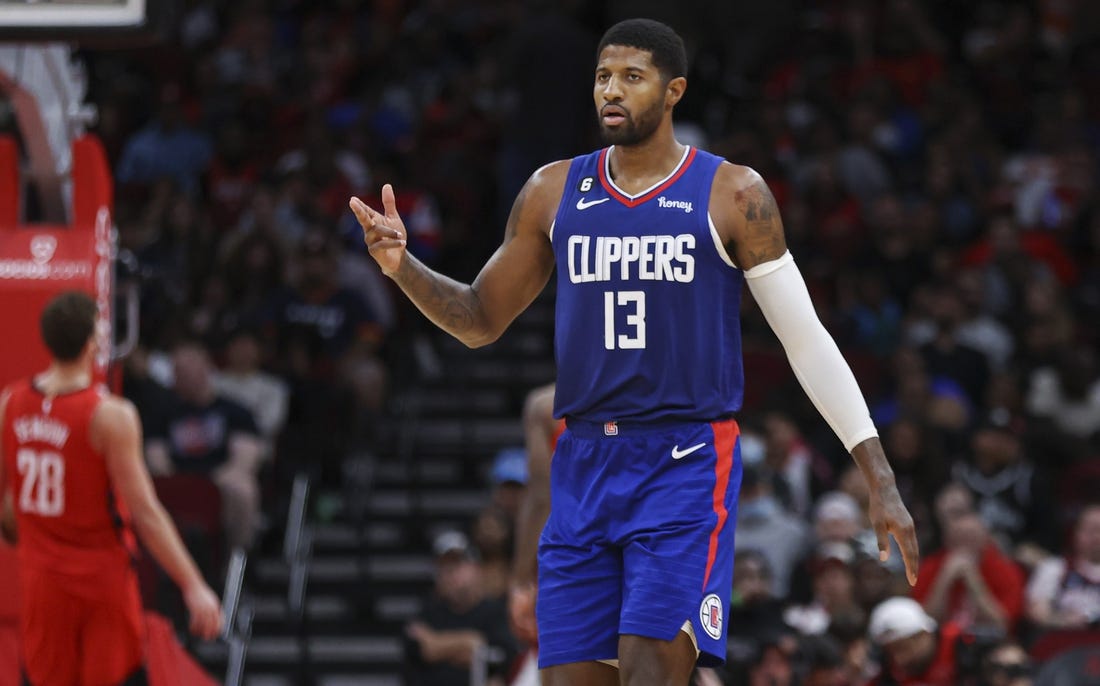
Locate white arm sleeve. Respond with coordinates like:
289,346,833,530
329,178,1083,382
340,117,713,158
745,251,878,451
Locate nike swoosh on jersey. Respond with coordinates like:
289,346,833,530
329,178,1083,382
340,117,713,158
576,197,610,210
671,442,707,460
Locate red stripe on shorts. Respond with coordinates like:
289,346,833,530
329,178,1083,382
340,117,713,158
702,420,738,589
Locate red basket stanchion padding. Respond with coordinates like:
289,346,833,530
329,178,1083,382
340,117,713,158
0,137,17,229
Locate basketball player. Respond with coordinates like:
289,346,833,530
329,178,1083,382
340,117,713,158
351,18,919,685
0,291,222,686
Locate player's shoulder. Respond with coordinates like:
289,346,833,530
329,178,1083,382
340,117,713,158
91,394,140,427
710,163,776,232
514,160,573,226
527,160,573,195
713,161,766,194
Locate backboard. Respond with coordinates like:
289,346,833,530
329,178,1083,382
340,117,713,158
0,0,174,43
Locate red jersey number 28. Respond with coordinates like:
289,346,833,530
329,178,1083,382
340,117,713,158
17,448,65,516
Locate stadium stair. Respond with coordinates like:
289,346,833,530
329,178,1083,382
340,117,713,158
200,289,556,684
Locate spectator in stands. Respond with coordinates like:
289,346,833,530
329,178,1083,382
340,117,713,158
734,462,811,598
145,342,263,550
784,542,863,636
789,491,864,603
1026,503,1100,631
852,548,907,618
763,410,833,518
116,84,213,196
866,596,961,686
206,118,260,231
746,637,797,686
953,409,1057,565
980,641,1034,686
837,268,904,358
953,269,1015,372
405,531,516,686
799,634,849,686
884,417,949,552
916,285,992,409
912,510,1024,634
267,229,385,479
726,550,793,672
872,347,971,436
933,481,974,535
487,447,527,520
1026,347,1100,449
470,506,513,601
213,327,289,448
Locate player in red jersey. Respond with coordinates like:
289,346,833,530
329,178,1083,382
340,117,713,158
0,291,222,686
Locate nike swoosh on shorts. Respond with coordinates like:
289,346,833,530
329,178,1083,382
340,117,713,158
671,443,707,460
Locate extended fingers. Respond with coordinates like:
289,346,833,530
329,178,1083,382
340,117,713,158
350,197,406,246
382,184,398,219
349,197,374,224
349,196,389,228
873,520,890,562
895,518,920,586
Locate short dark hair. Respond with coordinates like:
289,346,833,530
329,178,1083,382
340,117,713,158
40,291,97,362
597,18,687,82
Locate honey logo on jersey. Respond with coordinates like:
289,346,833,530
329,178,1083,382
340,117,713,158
657,196,693,213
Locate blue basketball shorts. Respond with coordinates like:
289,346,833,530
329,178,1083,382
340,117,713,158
536,417,742,668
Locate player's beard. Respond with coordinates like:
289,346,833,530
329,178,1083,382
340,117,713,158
598,97,664,146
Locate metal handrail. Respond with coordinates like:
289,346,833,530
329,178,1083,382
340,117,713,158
220,547,250,686
284,474,310,566
220,548,247,643
224,599,253,686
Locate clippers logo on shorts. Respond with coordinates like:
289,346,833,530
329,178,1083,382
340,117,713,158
700,594,723,639
603,421,618,436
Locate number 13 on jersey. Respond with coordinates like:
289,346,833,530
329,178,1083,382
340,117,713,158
605,290,646,350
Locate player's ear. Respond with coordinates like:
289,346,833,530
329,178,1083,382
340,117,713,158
665,76,686,108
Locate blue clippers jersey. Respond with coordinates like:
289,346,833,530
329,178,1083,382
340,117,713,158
551,146,745,423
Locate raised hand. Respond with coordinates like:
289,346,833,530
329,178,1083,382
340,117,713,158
350,183,408,276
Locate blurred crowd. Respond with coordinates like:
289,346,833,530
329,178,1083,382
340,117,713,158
10,0,1097,683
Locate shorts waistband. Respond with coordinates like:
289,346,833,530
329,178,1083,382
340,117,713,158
564,416,735,439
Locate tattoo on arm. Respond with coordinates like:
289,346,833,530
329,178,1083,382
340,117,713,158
733,179,786,266
392,255,482,337
390,179,536,343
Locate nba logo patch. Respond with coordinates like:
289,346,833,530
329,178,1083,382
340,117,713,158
699,594,723,639
603,421,618,436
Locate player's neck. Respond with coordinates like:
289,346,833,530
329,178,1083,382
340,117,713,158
36,361,93,396
607,126,685,188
